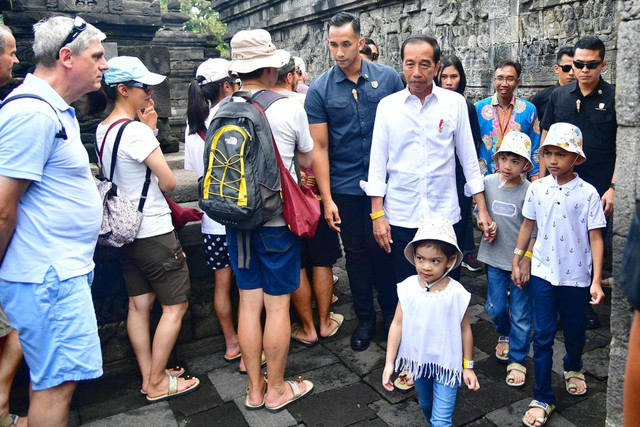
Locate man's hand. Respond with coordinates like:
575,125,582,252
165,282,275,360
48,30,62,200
373,216,392,253
601,187,614,218
138,98,158,131
323,199,341,232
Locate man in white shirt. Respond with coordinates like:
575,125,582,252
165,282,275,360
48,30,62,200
362,34,494,283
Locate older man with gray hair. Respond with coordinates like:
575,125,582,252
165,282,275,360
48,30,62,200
0,16,108,427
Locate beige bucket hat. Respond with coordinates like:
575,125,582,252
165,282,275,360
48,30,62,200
404,218,463,269
541,122,586,165
228,29,290,74
492,131,533,172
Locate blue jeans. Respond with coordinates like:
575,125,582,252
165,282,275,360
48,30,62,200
531,275,590,404
413,374,459,426
485,265,533,365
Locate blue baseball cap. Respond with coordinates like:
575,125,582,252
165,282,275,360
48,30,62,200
103,56,166,86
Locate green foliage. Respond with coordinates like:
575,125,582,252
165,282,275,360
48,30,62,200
157,0,229,57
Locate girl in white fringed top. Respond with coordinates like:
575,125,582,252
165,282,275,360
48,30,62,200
382,218,480,426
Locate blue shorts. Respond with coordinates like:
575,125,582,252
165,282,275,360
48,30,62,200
227,226,301,296
0,267,103,390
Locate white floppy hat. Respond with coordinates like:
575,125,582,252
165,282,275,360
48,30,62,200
542,122,587,165
104,56,166,86
196,58,231,85
404,218,463,269
228,29,290,74
492,131,534,172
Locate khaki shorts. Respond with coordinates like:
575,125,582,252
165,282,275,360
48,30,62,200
118,231,191,305
0,304,11,338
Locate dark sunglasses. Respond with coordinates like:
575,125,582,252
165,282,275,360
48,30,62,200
127,82,152,93
56,16,87,59
295,68,303,76
573,60,602,70
371,52,379,61
557,64,573,73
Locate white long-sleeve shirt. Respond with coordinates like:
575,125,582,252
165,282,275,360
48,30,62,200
361,86,484,228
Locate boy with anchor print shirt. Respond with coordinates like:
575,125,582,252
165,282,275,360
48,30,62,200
511,123,606,426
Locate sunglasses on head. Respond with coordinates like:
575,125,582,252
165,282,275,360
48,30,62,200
56,16,87,59
557,64,573,73
573,60,602,70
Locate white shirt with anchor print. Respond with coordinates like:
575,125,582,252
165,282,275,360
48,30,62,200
522,173,606,287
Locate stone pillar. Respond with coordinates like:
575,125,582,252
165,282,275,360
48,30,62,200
607,2,640,426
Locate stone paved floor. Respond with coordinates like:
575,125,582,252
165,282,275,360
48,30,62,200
9,258,611,426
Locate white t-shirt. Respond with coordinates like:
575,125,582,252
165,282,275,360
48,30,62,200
184,107,226,235
96,120,173,239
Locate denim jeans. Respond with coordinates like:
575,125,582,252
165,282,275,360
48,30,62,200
531,275,590,404
413,374,459,426
332,194,397,325
485,265,533,365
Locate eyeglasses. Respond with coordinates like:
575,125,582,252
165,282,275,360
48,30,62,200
494,76,517,83
557,64,573,73
573,60,602,70
295,68,303,76
56,16,87,59
371,52,379,61
127,82,151,93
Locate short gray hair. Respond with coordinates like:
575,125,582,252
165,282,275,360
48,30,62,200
0,25,13,51
33,16,106,67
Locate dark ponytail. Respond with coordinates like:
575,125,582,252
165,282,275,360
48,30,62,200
86,82,119,116
186,76,227,135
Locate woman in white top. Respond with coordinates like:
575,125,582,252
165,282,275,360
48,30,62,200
95,56,199,402
184,58,247,368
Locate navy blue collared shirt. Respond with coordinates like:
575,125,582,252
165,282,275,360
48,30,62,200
305,60,404,195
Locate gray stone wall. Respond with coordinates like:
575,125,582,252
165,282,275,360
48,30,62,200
213,0,617,102
608,2,640,426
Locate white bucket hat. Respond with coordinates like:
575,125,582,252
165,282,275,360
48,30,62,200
404,218,463,269
492,131,533,172
104,56,166,86
228,29,290,74
196,58,231,85
542,122,587,165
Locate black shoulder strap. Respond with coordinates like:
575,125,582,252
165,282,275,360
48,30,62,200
0,94,67,140
109,120,152,213
252,90,287,111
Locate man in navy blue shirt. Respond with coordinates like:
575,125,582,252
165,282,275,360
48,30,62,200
305,12,404,351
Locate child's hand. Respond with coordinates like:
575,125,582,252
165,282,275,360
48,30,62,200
463,369,480,391
511,263,522,287
590,280,605,305
382,363,395,392
518,257,531,288
488,221,497,238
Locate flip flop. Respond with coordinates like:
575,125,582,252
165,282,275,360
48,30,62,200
505,362,526,387
522,400,555,427
393,371,414,393
224,351,242,362
495,336,509,363
332,275,339,285
0,414,19,427
239,352,267,374
321,312,344,339
291,325,318,347
564,370,587,396
265,376,314,413
244,385,267,410
146,375,200,403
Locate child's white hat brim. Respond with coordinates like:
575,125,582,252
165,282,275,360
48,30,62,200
404,218,463,269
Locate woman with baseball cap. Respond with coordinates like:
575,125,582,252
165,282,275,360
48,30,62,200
94,56,200,402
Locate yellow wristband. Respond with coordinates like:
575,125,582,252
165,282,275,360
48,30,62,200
463,358,474,369
513,248,524,257
524,251,533,259
370,210,385,220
